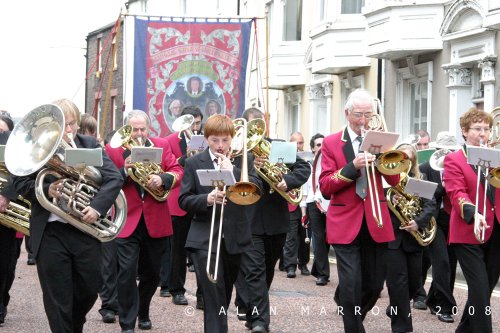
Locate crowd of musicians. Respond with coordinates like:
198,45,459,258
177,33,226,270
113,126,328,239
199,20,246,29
0,88,499,333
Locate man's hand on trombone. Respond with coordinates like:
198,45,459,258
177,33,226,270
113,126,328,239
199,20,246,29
207,189,226,206
474,212,489,241
353,152,375,169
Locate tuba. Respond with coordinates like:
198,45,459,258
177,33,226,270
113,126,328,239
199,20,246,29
110,125,171,201
244,118,302,205
5,104,127,242
386,164,437,246
0,162,31,235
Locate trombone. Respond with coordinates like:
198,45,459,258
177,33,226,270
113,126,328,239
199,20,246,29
206,160,227,283
206,118,261,283
361,99,409,228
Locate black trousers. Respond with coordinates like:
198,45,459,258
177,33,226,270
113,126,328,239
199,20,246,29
0,225,16,322
307,203,330,279
159,236,171,289
386,246,423,332
283,208,309,270
236,233,286,329
190,242,241,333
452,223,500,333
99,239,119,315
116,217,167,330
333,222,386,333
426,221,457,314
36,222,102,333
167,214,192,295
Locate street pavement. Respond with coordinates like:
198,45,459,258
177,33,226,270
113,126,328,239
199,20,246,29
2,246,500,333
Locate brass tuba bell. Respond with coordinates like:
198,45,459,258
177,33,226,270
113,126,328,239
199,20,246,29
5,104,127,242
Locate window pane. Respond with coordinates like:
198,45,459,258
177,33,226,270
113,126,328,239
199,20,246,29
341,0,364,14
283,0,302,41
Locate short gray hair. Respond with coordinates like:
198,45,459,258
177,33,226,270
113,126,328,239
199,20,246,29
344,89,374,113
127,110,150,127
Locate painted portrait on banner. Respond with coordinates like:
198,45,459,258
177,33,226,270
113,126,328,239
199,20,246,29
133,17,252,137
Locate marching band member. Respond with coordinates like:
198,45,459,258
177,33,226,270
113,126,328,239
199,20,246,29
443,107,500,333
12,99,124,333
105,110,183,333
163,105,204,308
235,108,310,333
303,133,329,286
78,114,119,324
319,89,399,333
420,131,458,323
0,115,20,325
283,132,311,278
178,114,262,333
385,143,436,333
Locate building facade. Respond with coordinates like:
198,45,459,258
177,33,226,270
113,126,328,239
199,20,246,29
86,0,500,144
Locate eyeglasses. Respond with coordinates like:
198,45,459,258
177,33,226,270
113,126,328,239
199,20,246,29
470,127,491,133
351,112,373,119
65,121,78,129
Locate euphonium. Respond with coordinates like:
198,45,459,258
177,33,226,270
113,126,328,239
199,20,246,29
386,165,437,246
110,125,170,201
245,118,302,205
0,162,31,235
5,104,127,242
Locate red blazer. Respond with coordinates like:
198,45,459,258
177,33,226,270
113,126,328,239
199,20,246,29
106,137,183,238
443,148,500,244
319,127,398,244
165,132,187,217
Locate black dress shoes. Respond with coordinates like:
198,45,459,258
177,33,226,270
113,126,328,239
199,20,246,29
315,277,328,286
138,318,152,330
159,289,171,297
413,299,427,310
299,265,310,276
286,268,296,278
438,313,454,323
251,325,268,333
172,294,188,305
101,310,116,323
121,329,135,333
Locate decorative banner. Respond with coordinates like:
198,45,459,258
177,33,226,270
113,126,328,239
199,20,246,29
133,17,252,137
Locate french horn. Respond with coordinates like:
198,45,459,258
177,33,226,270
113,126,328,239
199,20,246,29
5,104,127,242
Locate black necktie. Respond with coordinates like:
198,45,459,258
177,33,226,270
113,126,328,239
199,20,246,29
355,136,367,199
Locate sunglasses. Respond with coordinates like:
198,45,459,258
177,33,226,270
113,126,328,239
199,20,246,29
315,143,322,147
